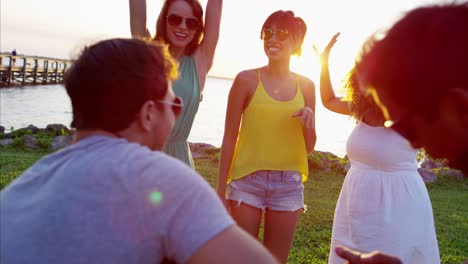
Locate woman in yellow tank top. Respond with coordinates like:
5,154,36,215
217,10,316,264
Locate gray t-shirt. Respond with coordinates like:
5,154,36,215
0,136,234,263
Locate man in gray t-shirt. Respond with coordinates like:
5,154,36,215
0,39,277,264
1,136,232,263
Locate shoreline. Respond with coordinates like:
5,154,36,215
1,123,465,181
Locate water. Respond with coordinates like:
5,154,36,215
0,77,356,157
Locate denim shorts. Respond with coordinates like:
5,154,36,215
227,170,305,212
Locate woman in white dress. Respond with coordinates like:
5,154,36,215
316,34,440,264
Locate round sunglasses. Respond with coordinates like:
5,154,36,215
166,14,200,31
262,28,289,41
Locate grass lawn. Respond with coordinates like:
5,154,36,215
1,148,467,263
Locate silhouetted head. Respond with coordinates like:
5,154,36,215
65,38,178,134
155,0,204,55
261,10,307,57
357,3,468,173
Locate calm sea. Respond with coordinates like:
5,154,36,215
0,77,356,157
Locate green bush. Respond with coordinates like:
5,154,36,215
12,137,24,147
35,133,54,149
10,128,32,138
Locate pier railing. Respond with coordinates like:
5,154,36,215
0,53,74,86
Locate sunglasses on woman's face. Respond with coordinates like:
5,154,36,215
166,14,200,31
262,28,289,41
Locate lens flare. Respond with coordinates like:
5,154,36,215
150,191,163,204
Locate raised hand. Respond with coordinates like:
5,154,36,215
292,106,315,129
313,32,340,62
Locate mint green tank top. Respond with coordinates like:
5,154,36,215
164,56,201,168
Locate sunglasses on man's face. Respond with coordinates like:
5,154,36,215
166,14,200,31
156,96,183,117
262,28,289,41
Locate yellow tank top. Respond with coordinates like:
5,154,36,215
228,70,309,183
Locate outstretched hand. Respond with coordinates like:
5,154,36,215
313,32,340,62
335,245,402,264
292,107,315,129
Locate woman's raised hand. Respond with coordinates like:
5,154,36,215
313,32,340,62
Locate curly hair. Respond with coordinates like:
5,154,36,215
343,67,384,122
356,3,468,121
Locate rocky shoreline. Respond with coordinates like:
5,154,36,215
1,123,464,183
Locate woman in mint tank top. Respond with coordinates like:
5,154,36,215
129,0,223,167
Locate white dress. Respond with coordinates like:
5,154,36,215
328,122,440,264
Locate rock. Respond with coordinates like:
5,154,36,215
442,169,465,181
0,138,14,147
2,132,13,139
418,168,437,183
307,150,348,174
50,135,73,150
421,159,443,169
191,151,206,159
23,134,38,149
344,162,351,172
307,157,321,170
189,142,218,158
318,158,330,170
316,150,340,159
0,125,4,134
189,142,216,151
24,124,40,134
46,124,70,134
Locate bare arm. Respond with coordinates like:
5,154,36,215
315,33,351,115
187,226,278,264
129,0,151,39
193,0,223,90
302,79,317,154
217,72,252,203
292,77,317,154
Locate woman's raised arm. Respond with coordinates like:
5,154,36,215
129,0,151,39
193,0,223,89
315,33,351,115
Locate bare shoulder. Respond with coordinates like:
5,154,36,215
297,74,315,90
295,74,315,95
232,69,258,93
235,69,258,84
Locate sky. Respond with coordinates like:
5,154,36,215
2,0,440,85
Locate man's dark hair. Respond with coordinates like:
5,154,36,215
358,3,468,118
65,38,178,132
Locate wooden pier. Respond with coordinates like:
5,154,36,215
0,53,73,87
